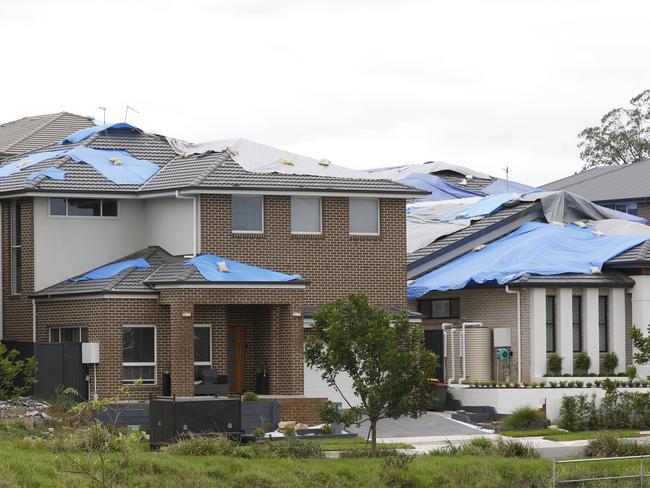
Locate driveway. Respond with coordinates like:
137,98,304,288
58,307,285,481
347,411,486,439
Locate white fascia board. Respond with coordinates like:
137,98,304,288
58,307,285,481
152,283,306,290
33,293,159,302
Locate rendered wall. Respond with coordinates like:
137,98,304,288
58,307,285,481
143,197,194,256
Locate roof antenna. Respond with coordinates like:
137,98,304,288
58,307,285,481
502,165,510,192
98,107,107,125
124,105,139,122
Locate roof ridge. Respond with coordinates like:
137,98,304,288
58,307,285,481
4,112,61,153
545,163,631,190
191,152,230,186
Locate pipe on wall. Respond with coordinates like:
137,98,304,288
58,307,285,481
505,286,522,384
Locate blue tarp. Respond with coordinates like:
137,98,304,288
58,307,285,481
407,221,650,298
0,150,66,179
185,254,301,282
26,167,66,181
69,258,150,282
64,146,159,184
399,174,480,201
58,122,140,145
443,192,518,220
482,178,540,195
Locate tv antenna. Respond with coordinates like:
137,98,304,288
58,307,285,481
124,105,139,122
502,165,510,192
98,107,107,124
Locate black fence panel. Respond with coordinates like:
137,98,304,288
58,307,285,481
2,341,35,392
424,329,445,381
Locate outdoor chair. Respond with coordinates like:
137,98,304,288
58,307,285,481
194,369,229,397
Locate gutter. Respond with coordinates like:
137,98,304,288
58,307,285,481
175,190,198,257
505,286,522,384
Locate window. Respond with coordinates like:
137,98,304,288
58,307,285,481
599,295,609,353
349,198,379,235
49,327,88,343
291,196,321,234
10,200,21,295
546,295,556,353
418,298,460,319
572,296,582,352
122,326,156,384
49,198,118,217
194,325,212,381
602,201,638,216
232,195,263,232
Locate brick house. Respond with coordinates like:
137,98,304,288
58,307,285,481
0,124,424,399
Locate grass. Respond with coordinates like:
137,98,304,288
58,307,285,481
500,428,640,442
310,437,413,451
500,428,559,438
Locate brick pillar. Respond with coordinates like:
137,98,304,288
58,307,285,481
269,305,304,395
170,301,194,396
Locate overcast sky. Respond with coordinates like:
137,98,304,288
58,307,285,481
1,0,648,186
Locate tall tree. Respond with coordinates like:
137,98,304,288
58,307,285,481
305,294,437,454
578,89,650,169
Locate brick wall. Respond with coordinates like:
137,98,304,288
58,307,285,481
277,397,329,425
2,198,35,341
200,195,406,308
636,203,650,223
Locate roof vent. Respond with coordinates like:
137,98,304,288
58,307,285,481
319,159,331,167
278,157,294,166
217,261,230,273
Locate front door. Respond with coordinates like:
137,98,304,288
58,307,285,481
226,325,244,393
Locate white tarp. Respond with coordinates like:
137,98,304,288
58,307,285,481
588,219,650,236
167,137,372,179
366,161,492,181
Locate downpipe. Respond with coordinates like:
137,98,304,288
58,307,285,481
505,286,522,384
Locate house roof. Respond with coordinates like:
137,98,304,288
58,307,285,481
0,127,425,197
32,247,306,298
508,272,635,288
0,112,94,157
542,160,650,202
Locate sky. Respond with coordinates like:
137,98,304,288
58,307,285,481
1,0,649,186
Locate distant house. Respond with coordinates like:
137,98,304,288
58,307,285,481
0,112,94,159
542,161,650,220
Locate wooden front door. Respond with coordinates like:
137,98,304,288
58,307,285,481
226,325,244,393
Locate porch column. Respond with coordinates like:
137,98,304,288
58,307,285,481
610,288,627,373
557,288,574,375
631,276,650,376
269,305,304,395
582,288,599,374
529,288,547,379
170,302,195,396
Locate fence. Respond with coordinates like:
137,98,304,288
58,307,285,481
2,340,87,400
424,329,445,380
553,455,649,486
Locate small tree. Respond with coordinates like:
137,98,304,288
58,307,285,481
631,325,650,365
0,342,38,401
305,294,437,454
575,352,591,374
547,353,563,376
603,352,619,375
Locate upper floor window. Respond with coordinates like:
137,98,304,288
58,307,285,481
232,195,263,233
602,201,638,216
349,198,380,235
291,196,321,234
49,198,118,217
418,298,460,319
10,200,21,295
50,326,88,343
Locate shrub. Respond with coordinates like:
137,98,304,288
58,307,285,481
166,435,235,456
265,439,323,458
0,342,38,401
583,434,650,457
502,407,546,429
243,391,259,401
48,422,139,453
320,424,333,435
603,352,619,375
436,437,540,458
575,381,584,388
548,354,563,376
557,394,598,432
627,366,638,382
575,353,591,373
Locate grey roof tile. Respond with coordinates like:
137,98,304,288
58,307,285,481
509,272,635,287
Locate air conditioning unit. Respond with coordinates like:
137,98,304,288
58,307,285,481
82,343,100,364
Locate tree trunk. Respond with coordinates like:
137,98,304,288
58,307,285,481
370,419,377,455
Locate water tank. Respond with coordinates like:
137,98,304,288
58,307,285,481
464,328,493,381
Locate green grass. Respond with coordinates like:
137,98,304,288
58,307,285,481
543,430,639,442
310,437,413,451
500,428,559,438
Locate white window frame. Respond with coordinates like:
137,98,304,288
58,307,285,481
49,326,88,343
193,324,212,367
10,200,21,295
231,194,264,234
122,324,157,385
291,196,322,235
48,197,119,219
348,197,380,236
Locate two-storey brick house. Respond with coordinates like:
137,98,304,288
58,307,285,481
0,124,424,399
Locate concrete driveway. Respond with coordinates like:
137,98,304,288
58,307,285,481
347,411,486,439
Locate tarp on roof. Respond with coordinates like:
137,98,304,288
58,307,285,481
366,161,492,180
167,137,370,179
399,173,480,201
588,219,650,236
58,122,140,145
68,258,150,282
407,221,650,298
64,147,159,184
482,178,540,195
185,254,301,282
443,193,519,220
26,167,65,181
0,150,66,179
522,191,646,224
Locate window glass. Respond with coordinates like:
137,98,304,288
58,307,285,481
599,296,608,352
68,198,101,217
291,197,321,233
572,296,582,352
194,326,211,364
50,198,66,216
123,366,155,383
349,198,379,234
50,327,89,343
123,327,155,363
546,295,556,353
102,200,118,217
61,328,79,342
418,298,460,319
11,201,21,295
50,328,60,343
232,195,263,231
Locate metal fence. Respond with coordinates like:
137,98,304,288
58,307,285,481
553,455,650,486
